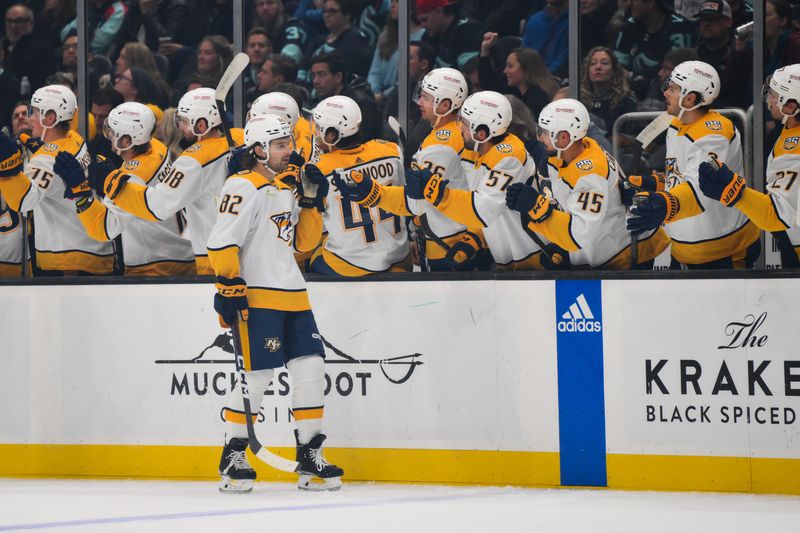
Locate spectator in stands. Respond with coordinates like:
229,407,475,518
696,0,734,84
156,107,187,156
675,0,703,20
173,35,234,100
355,0,391,48
368,0,425,109
10,101,30,136
35,0,76,50
479,33,558,120
613,0,696,99
309,52,382,140
60,33,78,78
0,48,20,132
61,0,126,56
461,56,480,92
251,0,308,64
580,0,615,57
3,4,57,94
258,54,299,93
522,0,569,77
463,0,531,37
305,0,373,79
639,47,698,111
115,0,188,52
115,67,168,120
728,0,753,28
186,73,217,91
294,0,328,42
87,86,124,159
580,46,638,139
416,0,481,70
400,40,436,158
244,27,273,103
724,0,800,108
115,42,171,102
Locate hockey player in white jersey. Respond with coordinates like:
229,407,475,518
0,85,115,274
305,95,410,276
249,92,315,163
505,99,669,268
98,88,243,275
627,61,760,268
55,103,195,276
337,91,543,269
0,195,24,277
697,63,800,265
207,115,341,493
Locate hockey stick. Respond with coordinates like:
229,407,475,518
628,112,672,267
387,116,430,270
215,52,250,153
230,314,299,473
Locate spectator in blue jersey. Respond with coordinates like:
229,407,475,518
613,0,697,99
251,0,308,64
522,0,569,78
305,0,372,78
416,0,481,70
115,0,188,52
60,0,127,56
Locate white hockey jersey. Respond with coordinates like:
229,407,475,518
0,199,24,277
0,130,115,274
207,169,322,311
108,132,243,275
663,111,759,264
312,139,410,275
77,139,195,276
436,133,542,268
541,138,669,267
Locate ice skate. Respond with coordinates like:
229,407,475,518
296,433,343,491
218,438,256,493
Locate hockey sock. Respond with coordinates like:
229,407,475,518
286,355,326,445
224,368,274,442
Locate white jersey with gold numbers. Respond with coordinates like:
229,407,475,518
768,125,800,246
0,200,24,276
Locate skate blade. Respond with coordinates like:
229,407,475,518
297,474,342,491
219,476,253,494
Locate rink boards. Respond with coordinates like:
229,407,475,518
0,278,799,494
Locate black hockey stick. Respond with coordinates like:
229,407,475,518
214,53,250,154
230,314,299,473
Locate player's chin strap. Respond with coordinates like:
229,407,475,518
677,93,704,121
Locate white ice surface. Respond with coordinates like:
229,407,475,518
0,479,798,533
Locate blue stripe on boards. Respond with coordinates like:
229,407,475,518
555,279,607,487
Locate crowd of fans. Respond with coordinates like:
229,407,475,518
0,0,796,277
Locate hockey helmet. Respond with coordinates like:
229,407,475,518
244,114,292,165
415,68,468,117
312,95,361,149
669,60,720,115
250,92,300,129
459,91,512,146
537,98,590,158
30,84,77,128
768,64,800,123
104,102,156,154
175,88,222,137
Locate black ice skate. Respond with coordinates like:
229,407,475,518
218,438,256,493
295,432,344,491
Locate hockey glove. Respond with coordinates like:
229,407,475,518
445,231,482,268
621,170,665,207
288,150,306,172
698,161,745,207
626,191,679,234
214,276,249,328
540,243,570,270
300,164,329,212
54,151,91,199
103,168,131,200
227,146,248,175
17,133,44,154
0,132,23,178
88,156,120,198
505,182,552,223
333,169,381,207
406,167,448,206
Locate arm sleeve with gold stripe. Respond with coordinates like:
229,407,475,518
376,184,414,216
0,156,59,212
294,206,323,252
207,177,259,279
665,181,705,223
111,155,203,222
733,188,790,232
79,175,153,241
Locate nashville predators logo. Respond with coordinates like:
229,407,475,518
264,337,281,352
124,160,141,170
435,129,451,141
664,158,684,188
270,212,293,243
576,159,594,171
784,136,799,151
705,120,722,131
496,143,513,153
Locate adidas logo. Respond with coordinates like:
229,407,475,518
557,293,602,333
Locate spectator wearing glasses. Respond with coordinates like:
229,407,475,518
60,33,78,79
305,0,372,80
115,67,169,121
2,4,57,94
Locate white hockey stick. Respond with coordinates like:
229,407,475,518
215,53,250,153
230,315,299,473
